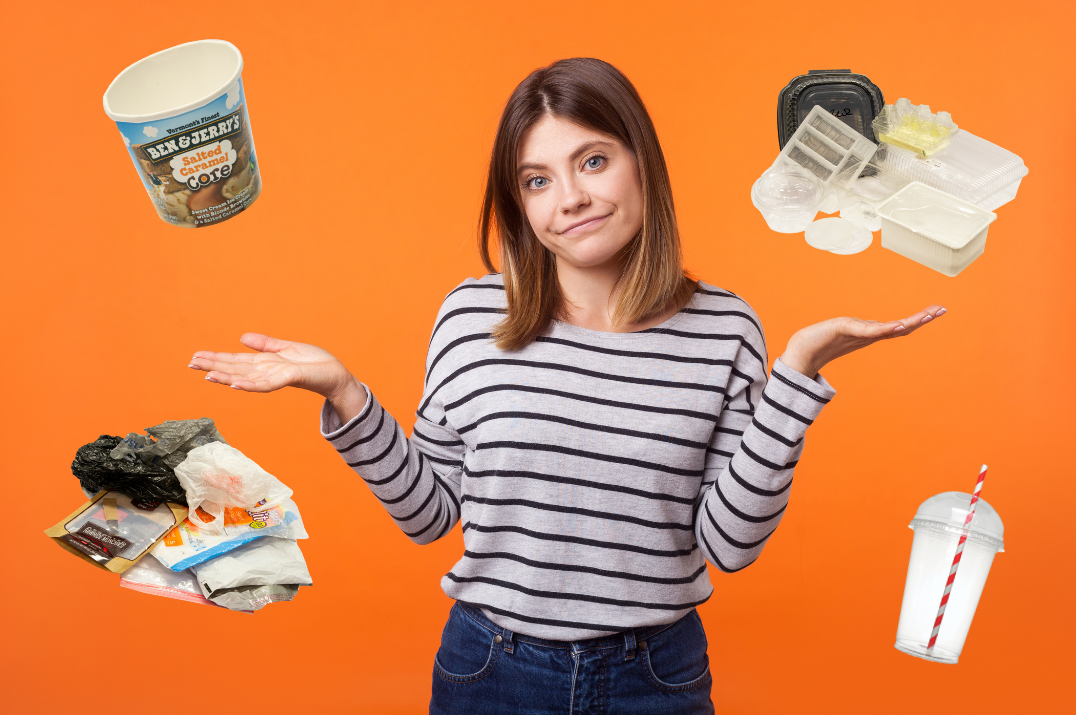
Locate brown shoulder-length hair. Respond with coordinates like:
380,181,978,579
480,57,695,351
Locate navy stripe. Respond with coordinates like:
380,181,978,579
457,411,709,449
444,573,710,611
462,550,708,585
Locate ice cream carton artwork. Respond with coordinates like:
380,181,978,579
104,40,261,228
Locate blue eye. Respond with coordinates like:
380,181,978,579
585,156,605,169
527,177,548,190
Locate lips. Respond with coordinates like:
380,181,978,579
559,213,611,235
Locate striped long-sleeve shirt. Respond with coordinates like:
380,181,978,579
320,274,835,640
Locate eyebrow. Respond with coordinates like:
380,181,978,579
517,140,616,176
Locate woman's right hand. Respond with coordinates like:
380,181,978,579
189,333,368,421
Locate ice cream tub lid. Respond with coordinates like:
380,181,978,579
909,491,1004,551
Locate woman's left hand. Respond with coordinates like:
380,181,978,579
779,305,946,378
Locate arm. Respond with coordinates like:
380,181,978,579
188,331,465,545
694,303,947,572
695,356,833,572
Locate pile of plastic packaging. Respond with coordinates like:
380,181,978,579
51,419,311,613
756,75,1028,277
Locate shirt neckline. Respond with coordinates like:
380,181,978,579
549,291,697,340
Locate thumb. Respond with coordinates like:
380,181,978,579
239,333,292,353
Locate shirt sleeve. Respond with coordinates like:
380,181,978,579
319,318,467,546
694,350,835,573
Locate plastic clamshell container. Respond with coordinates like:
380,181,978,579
876,182,997,276
776,105,877,190
874,130,1028,211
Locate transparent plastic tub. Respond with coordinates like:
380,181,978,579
874,130,1028,210
751,165,825,233
776,105,877,190
895,492,1004,664
876,182,997,276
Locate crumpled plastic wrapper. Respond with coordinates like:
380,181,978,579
193,537,312,594
110,418,226,471
73,419,226,505
208,583,301,611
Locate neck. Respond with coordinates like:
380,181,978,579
555,255,624,332
554,254,684,333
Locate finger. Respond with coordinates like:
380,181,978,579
190,350,261,363
842,318,907,340
189,357,260,376
892,305,947,336
202,370,273,392
240,333,294,353
229,373,289,393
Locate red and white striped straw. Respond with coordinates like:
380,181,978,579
926,464,988,654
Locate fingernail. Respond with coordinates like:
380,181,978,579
893,325,905,332
188,363,197,369
231,385,242,390
205,376,216,383
936,308,947,316
920,315,932,324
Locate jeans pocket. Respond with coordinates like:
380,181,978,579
433,604,501,683
642,611,712,692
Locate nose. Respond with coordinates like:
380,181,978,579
557,175,590,214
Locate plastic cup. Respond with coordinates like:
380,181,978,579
103,40,262,228
895,492,1005,664
751,165,825,233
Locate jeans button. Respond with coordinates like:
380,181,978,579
494,634,503,644
639,640,647,650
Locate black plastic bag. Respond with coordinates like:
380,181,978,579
72,435,189,505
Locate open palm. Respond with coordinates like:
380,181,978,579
189,333,349,396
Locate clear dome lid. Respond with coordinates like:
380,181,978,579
910,491,1004,551
753,165,825,211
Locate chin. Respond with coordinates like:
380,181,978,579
550,232,633,269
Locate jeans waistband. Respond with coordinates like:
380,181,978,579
456,601,688,655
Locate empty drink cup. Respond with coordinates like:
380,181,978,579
751,165,825,233
895,492,1005,663
103,40,262,228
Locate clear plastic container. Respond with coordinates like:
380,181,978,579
873,130,1028,210
775,105,877,190
751,165,825,233
873,99,958,157
876,182,998,276
895,492,1004,664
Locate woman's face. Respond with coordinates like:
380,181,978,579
516,115,644,270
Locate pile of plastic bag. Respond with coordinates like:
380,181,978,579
62,419,311,612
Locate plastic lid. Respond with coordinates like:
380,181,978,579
753,166,825,212
910,491,1004,551
805,217,872,254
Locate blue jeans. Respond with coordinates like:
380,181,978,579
430,602,714,714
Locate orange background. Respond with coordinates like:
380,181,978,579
3,1,1073,712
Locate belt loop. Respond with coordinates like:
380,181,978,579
502,627,515,654
624,629,637,660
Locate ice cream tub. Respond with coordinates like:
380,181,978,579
104,40,261,228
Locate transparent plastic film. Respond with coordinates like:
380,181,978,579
873,98,958,157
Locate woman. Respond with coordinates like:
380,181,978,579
190,58,943,713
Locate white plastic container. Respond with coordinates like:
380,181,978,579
876,182,998,276
895,492,1004,664
874,130,1027,211
775,105,877,189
